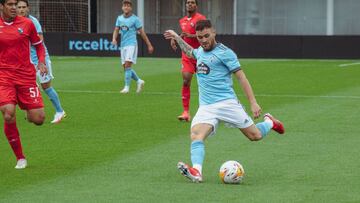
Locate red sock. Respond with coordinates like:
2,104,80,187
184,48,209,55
182,85,190,112
4,122,25,160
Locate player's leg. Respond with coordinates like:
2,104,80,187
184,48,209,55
178,105,218,182
120,46,144,93
26,108,45,126
178,123,213,183
240,113,285,140
38,61,66,124
178,60,195,121
121,61,132,93
0,104,27,166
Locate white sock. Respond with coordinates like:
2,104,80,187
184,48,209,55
264,117,274,128
193,164,202,175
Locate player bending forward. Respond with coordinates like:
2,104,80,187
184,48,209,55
164,20,285,183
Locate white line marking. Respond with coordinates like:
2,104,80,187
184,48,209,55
339,62,360,67
57,90,360,99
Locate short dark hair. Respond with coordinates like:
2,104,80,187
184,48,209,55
1,0,18,5
17,0,28,6
195,20,212,31
186,0,198,5
122,0,132,6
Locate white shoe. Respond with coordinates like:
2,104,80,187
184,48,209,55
136,80,145,93
51,111,66,124
15,159,27,169
120,87,129,94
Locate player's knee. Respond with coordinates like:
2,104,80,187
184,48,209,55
183,79,191,86
3,112,15,123
28,113,45,125
190,131,204,141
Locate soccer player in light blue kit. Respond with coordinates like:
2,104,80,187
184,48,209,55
164,20,285,183
112,0,154,94
17,0,66,124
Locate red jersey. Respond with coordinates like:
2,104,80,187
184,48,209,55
179,13,206,61
0,16,44,83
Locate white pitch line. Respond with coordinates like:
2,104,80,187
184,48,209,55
338,62,360,67
56,89,360,99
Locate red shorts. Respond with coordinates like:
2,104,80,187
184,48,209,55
0,83,44,110
181,59,197,74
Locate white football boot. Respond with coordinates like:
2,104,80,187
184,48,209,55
136,80,145,93
15,159,27,169
51,111,66,124
120,86,130,94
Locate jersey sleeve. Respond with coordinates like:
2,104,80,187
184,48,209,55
31,17,43,34
135,16,143,30
220,49,241,73
115,16,121,27
192,48,199,60
28,21,42,45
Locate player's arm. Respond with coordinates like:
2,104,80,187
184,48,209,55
180,32,196,38
29,23,47,75
164,30,195,59
138,28,154,54
112,27,120,46
234,70,262,119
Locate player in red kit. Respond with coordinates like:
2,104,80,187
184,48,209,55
171,0,205,122
0,0,47,169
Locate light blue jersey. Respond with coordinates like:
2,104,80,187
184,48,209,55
193,43,241,105
115,14,142,47
29,15,50,65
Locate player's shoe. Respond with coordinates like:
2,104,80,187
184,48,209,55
120,87,130,94
15,159,27,169
136,80,145,93
264,113,285,134
178,111,191,122
51,111,66,124
177,162,202,183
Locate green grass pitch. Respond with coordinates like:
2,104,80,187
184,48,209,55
0,57,359,202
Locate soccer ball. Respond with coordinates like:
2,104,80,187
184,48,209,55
219,160,245,184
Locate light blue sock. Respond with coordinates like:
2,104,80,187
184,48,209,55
124,68,132,87
191,140,205,166
131,69,140,81
44,87,63,113
256,121,272,138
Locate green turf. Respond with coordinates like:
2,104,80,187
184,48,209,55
0,57,359,202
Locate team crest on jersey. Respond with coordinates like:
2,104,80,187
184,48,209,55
18,27,24,34
197,62,210,75
190,22,194,27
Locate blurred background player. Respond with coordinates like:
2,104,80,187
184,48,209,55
112,0,154,94
164,20,285,182
171,0,205,122
0,0,47,169
17,0,66,124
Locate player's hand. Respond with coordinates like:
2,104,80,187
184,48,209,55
250,102,262,119
170,39,177,51
148,45,154,54
37,62,48,76
164,30,179,40
111,40,117,46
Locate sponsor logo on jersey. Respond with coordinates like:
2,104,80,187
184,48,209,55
120,25,129,31
197,62,210,75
